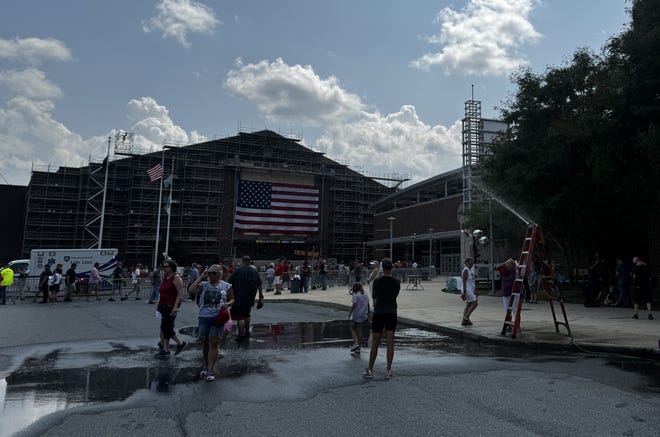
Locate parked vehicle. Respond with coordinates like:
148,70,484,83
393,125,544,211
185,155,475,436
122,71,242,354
11,249,119,280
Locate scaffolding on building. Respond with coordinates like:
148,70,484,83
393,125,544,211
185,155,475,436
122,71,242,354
21,130,397,265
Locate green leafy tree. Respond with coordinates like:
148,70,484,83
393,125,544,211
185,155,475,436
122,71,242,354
481,0,659,272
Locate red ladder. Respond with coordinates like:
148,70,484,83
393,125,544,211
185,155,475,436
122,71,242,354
501,224,571,338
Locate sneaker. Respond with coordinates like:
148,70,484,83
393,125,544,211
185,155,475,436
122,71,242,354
108,298,115,302
135,297,141,300
200,368,208,379
649,314,654,320
175,342,187,355
157,349,170,357
363,369,373,379
120,297,128,301
350,343,360,352
206,372,216,381
632,314,639,319
461,319,469,326
466,320,473,325
385,369,393,380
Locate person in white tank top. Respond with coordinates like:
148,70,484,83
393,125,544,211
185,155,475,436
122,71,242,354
461,258,478,325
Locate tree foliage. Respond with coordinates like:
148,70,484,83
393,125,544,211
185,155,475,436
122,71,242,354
481,0,660,268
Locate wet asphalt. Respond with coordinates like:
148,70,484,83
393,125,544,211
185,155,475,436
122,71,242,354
1,302,659,436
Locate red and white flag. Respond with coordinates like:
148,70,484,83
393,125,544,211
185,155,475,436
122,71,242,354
234,180,319,234
146,164,163,182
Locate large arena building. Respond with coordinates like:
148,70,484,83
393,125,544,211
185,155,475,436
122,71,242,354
20,130,395,267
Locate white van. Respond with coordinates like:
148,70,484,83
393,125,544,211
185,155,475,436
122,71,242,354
27,249,119,278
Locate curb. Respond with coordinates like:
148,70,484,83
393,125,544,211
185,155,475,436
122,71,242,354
270,298,660,361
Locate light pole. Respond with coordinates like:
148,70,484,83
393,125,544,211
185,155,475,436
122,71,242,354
428,228,434,267
412,232,416,263
387,216,396,259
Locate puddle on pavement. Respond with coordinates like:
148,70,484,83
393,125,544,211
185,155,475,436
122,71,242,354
1,320,658,437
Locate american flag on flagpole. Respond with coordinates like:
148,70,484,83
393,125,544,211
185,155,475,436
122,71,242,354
146,164,163,182
234,180,319,234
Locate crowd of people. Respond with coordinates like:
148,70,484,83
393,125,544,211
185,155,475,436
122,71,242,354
584,253,654,320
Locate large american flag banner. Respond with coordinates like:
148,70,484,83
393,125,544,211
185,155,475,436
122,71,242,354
234,180,319,234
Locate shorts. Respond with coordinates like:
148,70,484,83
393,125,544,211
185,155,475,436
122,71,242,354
273,276,282,285
230,304,252,321
198,316,222,338
464,289,478,303
158,304,177,339
371,313,397,333
633,286,652,305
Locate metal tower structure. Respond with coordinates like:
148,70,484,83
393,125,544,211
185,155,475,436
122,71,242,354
462,99,482,211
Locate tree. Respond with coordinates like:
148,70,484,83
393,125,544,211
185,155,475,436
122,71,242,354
480,0,659,272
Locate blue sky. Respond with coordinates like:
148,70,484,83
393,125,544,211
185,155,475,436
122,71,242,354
0,0,629,186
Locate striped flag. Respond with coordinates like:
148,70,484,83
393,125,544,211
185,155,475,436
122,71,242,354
234,180,319,234
146,164,163,182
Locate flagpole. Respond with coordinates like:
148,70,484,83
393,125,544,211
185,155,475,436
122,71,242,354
98,136,111,248
153,151,165,272
164,157,174,258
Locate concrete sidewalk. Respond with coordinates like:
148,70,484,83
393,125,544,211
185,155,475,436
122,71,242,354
268,277,660,359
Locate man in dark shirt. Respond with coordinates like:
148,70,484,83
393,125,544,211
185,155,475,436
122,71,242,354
364,258,400,380
111,262,123,302
64,263,77,302
228,256,263,340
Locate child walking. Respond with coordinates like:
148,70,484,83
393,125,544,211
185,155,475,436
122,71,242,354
348,282,370,355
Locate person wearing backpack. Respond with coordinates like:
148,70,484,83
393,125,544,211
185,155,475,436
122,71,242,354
48,264,63,304
38,265,51,304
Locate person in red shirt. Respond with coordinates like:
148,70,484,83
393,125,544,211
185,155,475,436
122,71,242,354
157,259,187,356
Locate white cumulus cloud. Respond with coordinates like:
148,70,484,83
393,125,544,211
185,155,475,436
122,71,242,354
0,96,102,185
410,0,541,76
126,96,189,147
0,37,72,64
316,106,463,181
0,68,63,99
225,57,363,126
143,0,220,48
225,58,463,183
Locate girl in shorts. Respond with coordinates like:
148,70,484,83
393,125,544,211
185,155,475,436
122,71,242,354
348,283,370,354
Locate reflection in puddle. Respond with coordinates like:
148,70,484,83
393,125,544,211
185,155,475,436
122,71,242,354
1,319,452,435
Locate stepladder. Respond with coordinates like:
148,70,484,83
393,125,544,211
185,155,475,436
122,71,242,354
501,224,571,338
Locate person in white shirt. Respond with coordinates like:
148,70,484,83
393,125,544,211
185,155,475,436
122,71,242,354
461,258,478,325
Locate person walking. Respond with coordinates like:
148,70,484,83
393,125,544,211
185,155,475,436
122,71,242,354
188,264,235,381
319,260,328,290
64,263,77,302
0,264,14,305
48,264,63,304
364,258,400,380
38,264,51,304
187,263,199,301
17,265,29,301
131,265,141,300
88,262,101,301
111,262,123,301
499,258,517,330
157,259,187,356
632,257,654,320
348,282,369,355
461,257,478,325
615,257,632,308
149,268,161,304
301,260,311,293
227,256,263,341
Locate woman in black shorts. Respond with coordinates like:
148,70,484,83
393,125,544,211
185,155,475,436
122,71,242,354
364,258,400,380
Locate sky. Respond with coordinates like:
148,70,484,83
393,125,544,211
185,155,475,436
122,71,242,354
0,0,630,186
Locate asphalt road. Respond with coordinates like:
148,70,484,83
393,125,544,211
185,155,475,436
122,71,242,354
1,302,659,437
